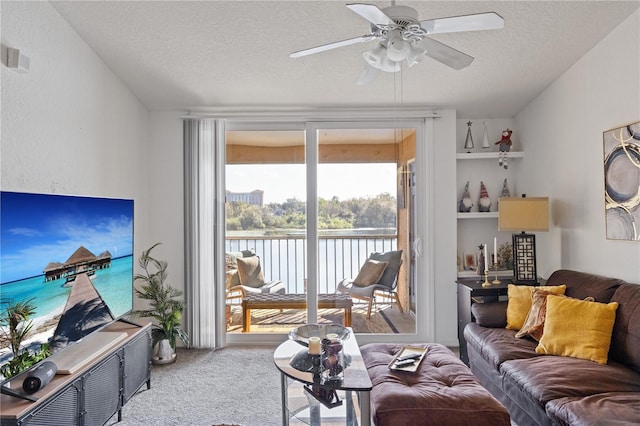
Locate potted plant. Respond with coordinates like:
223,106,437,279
498,242,514,270
0,298,51,378
133,243,188,364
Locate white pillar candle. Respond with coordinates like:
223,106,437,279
308,336,321,355
484,244,489,272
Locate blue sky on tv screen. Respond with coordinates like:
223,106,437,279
1,192,133,284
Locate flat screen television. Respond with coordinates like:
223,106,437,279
0,191,134,378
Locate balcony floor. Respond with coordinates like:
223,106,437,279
226,299,416,334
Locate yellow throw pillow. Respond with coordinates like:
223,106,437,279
536,295,619,364
506,284,567,330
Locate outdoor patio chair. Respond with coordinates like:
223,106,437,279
225,251,286,304
337,250,403,318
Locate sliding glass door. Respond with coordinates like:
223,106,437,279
224,120,420,338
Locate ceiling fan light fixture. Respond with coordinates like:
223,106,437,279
386,34,410,62
363,43,386,68
407,43,427,67
379,55,401,73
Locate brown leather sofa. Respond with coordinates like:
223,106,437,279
464,269,640,426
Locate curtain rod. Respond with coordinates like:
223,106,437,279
180,107,442,120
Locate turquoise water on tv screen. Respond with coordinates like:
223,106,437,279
0,256,133,321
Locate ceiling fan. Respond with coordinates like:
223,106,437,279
290,3,504,84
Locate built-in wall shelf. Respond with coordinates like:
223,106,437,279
456,151,524,160
457,212,499,219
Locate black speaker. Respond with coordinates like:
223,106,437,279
23,361,57,394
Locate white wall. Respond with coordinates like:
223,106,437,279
1,2,151,294
146,111,186,294
516,11,640,283
432,110,459,345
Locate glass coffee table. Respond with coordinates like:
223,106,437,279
274,329,372,425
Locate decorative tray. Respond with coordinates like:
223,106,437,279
388,346,428,373
288,324,350,347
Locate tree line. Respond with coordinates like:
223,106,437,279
226,193,397,231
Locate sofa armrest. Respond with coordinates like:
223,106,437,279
471,301,507,328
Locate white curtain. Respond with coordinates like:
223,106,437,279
183,118,226,348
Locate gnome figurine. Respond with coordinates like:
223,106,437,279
495,129,513,169
458,181,473,212
478,181,491,212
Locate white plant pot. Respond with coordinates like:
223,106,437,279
152,339,177,365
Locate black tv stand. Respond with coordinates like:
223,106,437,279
0,319,151,426
0,385,38,402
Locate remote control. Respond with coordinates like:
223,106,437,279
394,359,416,368
397,352,422,362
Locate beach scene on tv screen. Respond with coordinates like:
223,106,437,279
0,191,134,360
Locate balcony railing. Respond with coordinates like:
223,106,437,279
226,234,398,294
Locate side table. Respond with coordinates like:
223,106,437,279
457,278,509,365
273,329,372,425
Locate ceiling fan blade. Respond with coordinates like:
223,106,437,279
290,35,376,58
418,37,474,70
420,12,504,34
346,3,394,26
356,64,380,86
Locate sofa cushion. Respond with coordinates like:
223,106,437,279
506,284,566,330
500,356,640,409
471,301,507,328
464,323,539,371
546,269,623,302
239,280,286,295
535,295,618,364
609,283,640,373
546,392,640,426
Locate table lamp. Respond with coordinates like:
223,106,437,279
498,196,549,284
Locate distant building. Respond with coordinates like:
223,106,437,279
226,190,264,206
43,245,111,282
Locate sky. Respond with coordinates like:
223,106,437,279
226,163,397,204
1,192,134,283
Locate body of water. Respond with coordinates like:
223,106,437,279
226,235,398,293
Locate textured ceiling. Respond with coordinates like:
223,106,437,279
51,1,640,117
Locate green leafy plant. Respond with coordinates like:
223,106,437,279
498,242,513,269
133,243,189,349
0,298,51,378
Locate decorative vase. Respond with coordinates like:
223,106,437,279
321,334,345,382
153,339,177,365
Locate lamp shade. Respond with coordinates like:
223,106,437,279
498,197,549,232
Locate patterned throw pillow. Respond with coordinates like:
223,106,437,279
516,290,554,341
506,284,567,330
353,259,388,287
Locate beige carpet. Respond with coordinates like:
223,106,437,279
227,302,412,334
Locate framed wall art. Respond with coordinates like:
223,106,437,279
603,120,640,241
463,252,477,271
